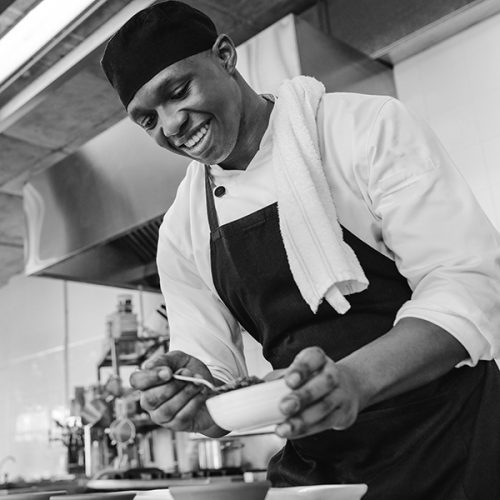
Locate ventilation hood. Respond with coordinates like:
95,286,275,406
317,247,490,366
24,118,189,291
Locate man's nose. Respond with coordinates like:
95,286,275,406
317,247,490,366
157,105,187,139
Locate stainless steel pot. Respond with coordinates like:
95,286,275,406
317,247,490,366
197,438,244,470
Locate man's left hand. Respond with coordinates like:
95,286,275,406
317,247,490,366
275,346,365,438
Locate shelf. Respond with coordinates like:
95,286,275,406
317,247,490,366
96,336,168,381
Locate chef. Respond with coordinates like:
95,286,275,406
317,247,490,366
101,1,500,498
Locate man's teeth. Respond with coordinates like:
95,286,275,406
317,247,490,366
184,124,209,149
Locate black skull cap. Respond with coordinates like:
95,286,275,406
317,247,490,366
101,1,217,107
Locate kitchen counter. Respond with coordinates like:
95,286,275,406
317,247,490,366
0,480,86,496
86,476,243,492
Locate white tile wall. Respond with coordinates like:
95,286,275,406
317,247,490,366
394,13,500,230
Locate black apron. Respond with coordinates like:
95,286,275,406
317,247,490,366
204,167,500,499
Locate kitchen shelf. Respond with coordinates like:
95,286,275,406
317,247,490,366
97,336,169,382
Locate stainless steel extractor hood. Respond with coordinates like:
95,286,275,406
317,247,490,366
24,118,189,291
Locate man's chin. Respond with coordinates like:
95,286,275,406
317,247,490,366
196,152,227,166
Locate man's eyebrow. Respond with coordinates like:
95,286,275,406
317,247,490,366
128,74,191,119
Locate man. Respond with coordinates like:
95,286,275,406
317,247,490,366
101,1,500,497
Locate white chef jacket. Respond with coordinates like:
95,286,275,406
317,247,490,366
157,92,500,383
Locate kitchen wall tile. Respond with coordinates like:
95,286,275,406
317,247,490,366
481,136,500,230
471,88,500,141
394,13,500,231
392,60,429,120
0,349,67,480
68,338,106,390
417,50,472,117
443,141,483,179
462,15,500,95
425,104,480,153
0,276,64,361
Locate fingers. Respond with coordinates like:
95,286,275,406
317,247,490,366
142,350,191,370
136,365,213,431
276,386,358,438
278,411,351,440
130,367,169,390
141,378,204,425
131,350,196,390
284,347,328,389
279,366,339,416
130,351,215,433
142,351,169,369
276,349,362,439
149,389,207,429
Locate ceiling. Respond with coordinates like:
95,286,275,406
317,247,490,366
0,0,498,287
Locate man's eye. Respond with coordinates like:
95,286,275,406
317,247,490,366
171,83,190,100
140,115,156,130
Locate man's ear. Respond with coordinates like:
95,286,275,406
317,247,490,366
211,34,237,74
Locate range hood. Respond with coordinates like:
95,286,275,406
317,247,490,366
23,16,395,291
24,118,189,291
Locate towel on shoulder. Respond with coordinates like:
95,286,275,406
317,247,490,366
272,75,369,314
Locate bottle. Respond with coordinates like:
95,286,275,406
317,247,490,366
107,295,139,355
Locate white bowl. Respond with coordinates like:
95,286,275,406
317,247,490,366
266,484,368,500
205,378,291,431
169,481,270,500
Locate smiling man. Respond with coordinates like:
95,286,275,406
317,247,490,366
102,3,270,171
101,1,500,498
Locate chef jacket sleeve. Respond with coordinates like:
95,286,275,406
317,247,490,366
156,226,248,383
366,97,500,366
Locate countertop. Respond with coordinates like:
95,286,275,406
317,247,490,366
85,476,242,491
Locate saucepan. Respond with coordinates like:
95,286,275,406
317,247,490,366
196,437,244,470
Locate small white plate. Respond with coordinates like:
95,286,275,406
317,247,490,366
134,490,173,500
266,484,368,500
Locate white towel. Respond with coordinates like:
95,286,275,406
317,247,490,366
272,75,369,314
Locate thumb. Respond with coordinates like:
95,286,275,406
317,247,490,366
143,350,193,371
142,352,169,370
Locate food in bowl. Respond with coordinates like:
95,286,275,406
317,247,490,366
212,375,265,394
205,378,291,431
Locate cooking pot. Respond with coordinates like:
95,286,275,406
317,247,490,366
197,438,244,470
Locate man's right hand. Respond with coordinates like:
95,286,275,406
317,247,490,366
129,350,228,437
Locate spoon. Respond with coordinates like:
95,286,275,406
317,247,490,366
172,373,217,391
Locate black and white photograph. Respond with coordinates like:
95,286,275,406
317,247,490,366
0,1,499,499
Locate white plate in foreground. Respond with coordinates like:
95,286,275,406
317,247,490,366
266,484,368,500
134,490,173,500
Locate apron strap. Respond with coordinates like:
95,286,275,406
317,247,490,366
204,165,219,233
204,98,273,234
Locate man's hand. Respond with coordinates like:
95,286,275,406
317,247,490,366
275,347,365,439
274,318,468,440
129,350,227,436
